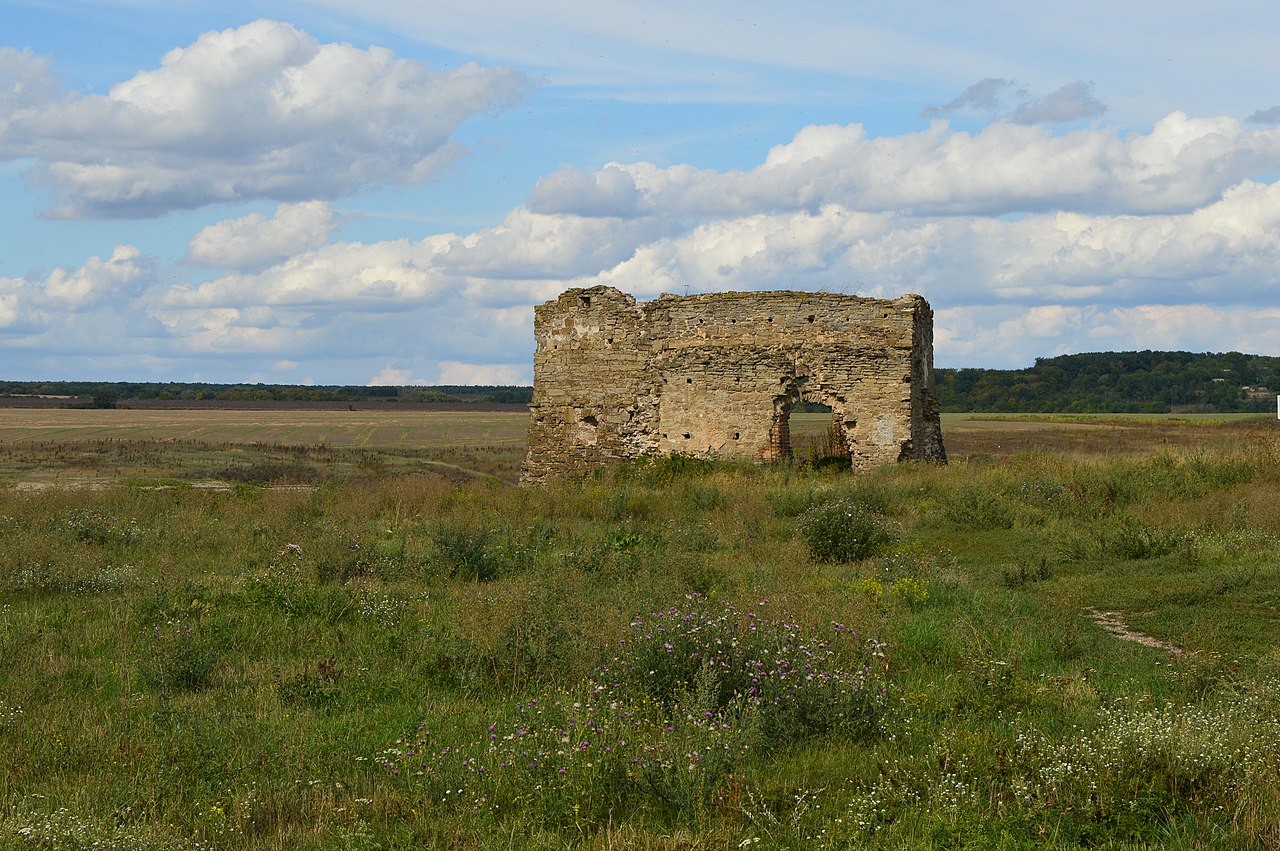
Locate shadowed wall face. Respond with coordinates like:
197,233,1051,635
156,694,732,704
521,286,946,483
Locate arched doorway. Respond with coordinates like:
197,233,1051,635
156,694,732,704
764,374,852,464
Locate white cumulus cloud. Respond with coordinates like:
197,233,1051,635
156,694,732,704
0,20,527,218
42,245,154,309
164,236,454,309
530,113,1280,218
188,201,340,271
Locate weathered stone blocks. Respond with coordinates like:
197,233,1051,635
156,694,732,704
521,286,946,483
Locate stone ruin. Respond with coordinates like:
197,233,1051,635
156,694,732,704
520,286,946,483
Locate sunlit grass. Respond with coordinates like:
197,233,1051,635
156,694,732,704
2,419,1280,847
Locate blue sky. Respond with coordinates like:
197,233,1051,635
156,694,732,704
4,1,1280,384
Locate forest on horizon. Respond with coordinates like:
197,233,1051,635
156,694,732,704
3,350,1279,414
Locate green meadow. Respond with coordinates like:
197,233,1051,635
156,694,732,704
2,409,1279,849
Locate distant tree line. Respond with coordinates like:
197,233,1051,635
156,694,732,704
934,351,1280,413
0,381,534,406
5,351,1280,413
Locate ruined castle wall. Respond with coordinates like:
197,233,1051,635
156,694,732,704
521,286,946,483
523,287,654,482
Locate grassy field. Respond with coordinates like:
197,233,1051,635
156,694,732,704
1,408,1269,487
2,410,1280,848
0,408,529,486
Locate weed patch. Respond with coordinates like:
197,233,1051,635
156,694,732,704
796,498,899,562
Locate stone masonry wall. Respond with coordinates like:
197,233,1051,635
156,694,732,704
521,286,946,483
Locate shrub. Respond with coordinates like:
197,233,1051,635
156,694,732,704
601,595,890,745
242,543,353,621
434,525,501,581
796,498,899,562
382,595,890,826
140,619,219,692
1099,515,1183,561
1001,559,1053,588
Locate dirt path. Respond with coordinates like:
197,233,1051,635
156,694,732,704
1086,608,1184,655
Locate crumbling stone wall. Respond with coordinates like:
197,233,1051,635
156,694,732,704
521,286,946,483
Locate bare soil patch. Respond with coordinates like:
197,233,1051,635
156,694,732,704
1087,608,1184,655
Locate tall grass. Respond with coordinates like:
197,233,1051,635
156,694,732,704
2,436,1280,848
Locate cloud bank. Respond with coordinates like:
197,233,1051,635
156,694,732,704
0,20,527,218
529,112,1280,219
8,103,1280,379
6,18,1280,380
139,138,1280,377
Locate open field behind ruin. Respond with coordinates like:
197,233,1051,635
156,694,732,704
0,407,1272,487
0,408,530,486
3,411,1280,848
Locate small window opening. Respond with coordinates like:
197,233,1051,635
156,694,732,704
807,315,815,323
682,432,691,439
733,432,740,440
686,378,693,384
